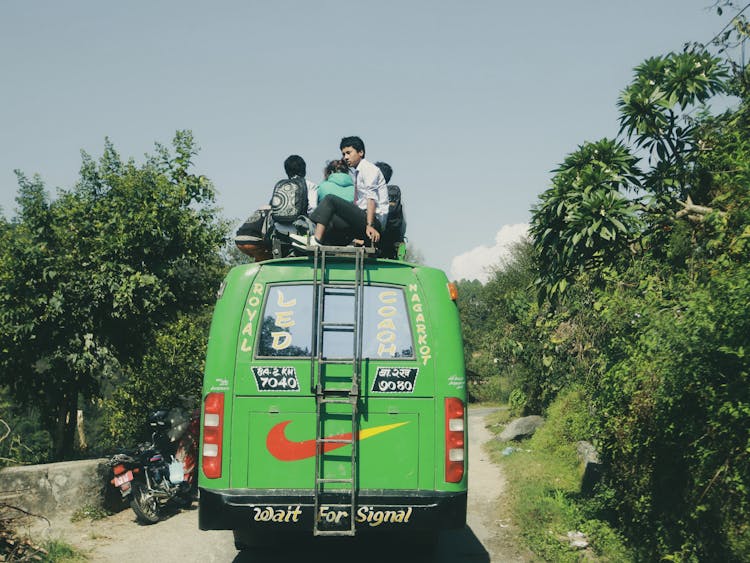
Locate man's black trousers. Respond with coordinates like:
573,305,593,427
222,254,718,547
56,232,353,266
310,194,382,244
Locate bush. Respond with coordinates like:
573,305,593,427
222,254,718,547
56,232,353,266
492,389,631,561
40,539,86,562
103,310,210,447
0,390,53,466
468,374,509,403
590,262,750,562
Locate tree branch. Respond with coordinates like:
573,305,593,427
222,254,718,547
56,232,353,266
0,419,10,444
675,196,724,222
0,501,51,527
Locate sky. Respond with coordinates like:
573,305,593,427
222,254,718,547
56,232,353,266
0,1,733,281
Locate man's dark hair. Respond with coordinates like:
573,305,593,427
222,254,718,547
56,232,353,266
284,155,306,178
340,136,365,156
375,161,393,183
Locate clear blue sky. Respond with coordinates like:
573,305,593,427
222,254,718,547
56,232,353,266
0,1,732,277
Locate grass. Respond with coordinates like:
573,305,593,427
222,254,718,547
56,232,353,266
40,539,88,562
70,504,111,522
487,389,633,562
483,405,511,431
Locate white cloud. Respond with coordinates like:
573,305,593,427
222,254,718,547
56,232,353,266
450,223,529,283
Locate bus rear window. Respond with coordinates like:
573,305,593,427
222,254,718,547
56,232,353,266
256,284,414,359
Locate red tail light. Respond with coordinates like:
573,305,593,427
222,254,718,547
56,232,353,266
112,464,126,476
445,397,465,483
202,392,225,479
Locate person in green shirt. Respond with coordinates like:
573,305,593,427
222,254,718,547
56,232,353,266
307,159,356,245
316,159,354,202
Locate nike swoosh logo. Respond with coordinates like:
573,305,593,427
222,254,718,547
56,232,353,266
267,420,409,461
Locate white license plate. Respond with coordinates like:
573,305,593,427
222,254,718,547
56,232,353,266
113,470,134,487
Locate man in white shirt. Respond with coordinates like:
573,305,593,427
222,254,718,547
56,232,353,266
308,136,389,245
283,154,318,213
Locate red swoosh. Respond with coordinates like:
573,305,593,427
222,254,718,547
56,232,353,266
267,420,408,461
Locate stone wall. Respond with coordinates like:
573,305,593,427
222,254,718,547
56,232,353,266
0,459,111,518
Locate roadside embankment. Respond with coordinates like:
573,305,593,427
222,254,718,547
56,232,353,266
0,459,111,519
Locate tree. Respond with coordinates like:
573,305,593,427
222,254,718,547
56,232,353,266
530,49,728,304
103,309,213,447
0,131,228,459
525,28,750,559
529,139,642,304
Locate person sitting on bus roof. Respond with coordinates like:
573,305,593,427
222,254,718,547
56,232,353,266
306,136,389,247
283,154,318,214
375,161,407,259
309,159,357,245
317,159,354,203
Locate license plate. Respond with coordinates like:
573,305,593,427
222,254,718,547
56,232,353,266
112,470,134,487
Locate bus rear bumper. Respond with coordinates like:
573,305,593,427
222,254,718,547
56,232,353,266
199,488,467,533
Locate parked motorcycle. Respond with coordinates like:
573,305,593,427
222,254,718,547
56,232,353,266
109,407,199,524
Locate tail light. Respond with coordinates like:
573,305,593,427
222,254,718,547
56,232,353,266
447,282,459,301
202,392,225,479
112,464,126,476
445,397,465,483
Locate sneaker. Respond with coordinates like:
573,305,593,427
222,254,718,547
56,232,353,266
288,233,320,248
287,233,309,246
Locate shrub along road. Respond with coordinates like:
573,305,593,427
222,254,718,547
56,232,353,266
32,407,532,562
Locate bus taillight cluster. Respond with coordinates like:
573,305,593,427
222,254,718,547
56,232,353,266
444,397,465,483
202,392,225,479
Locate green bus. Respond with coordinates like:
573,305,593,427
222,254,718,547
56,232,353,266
198,246,467,549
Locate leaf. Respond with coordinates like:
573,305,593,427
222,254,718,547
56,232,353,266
610,217,627,232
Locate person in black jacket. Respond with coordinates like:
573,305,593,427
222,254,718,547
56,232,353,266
375,161,406,259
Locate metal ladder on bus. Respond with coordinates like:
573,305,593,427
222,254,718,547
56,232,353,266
310,244,373,536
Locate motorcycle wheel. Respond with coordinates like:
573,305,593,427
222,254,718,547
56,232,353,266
130,482,161,524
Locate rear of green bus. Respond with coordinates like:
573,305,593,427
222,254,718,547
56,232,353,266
198,256,467,541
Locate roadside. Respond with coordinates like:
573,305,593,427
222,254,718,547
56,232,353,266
17,406,533,562
485,394,632,561
465,406,534,562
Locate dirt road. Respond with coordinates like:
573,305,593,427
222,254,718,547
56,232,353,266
31,407,531,562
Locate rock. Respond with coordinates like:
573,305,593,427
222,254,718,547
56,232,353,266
497,415,544,442
576,440,599,464
567,530,589,549
576,440,602,495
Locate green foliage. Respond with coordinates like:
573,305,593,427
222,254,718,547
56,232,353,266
104,309,211,447
531,387,593,456
456,241,553,410
467,373,508,404
490,392,632,562
507,388,527,417
0,131,228,460
457,241,604,414
0,389,52,467
618,52,727,156
530,139,642,304
462,33,749,560
39,539,87,562
70,504,111,522
521,30,750,562
531,50,729,304
591,261,750,561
